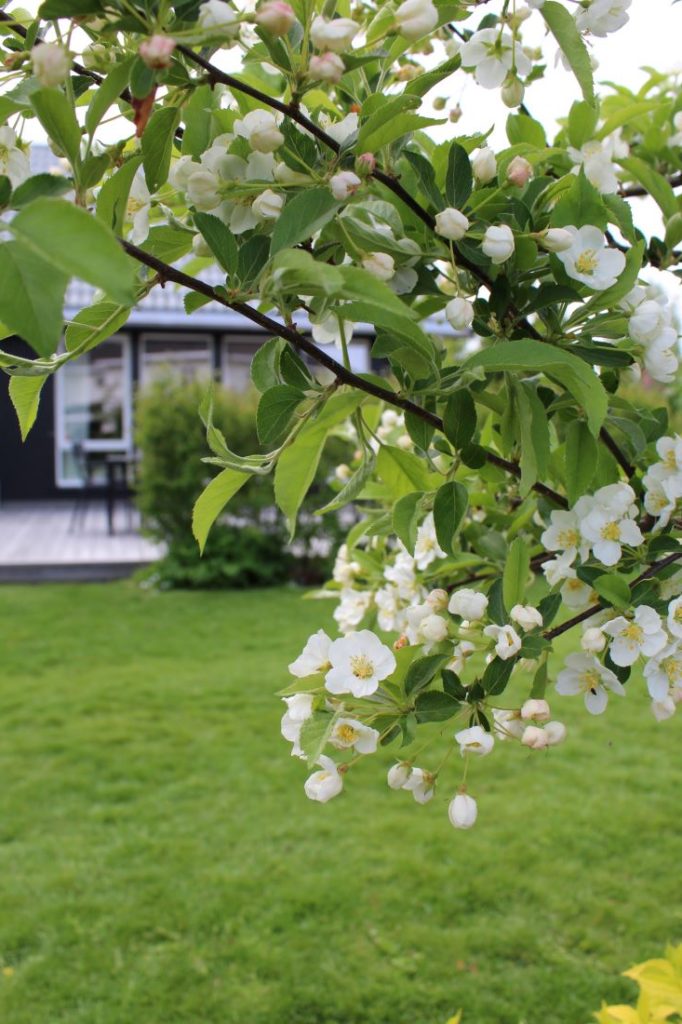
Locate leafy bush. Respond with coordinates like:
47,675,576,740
594,945,682,1023
134,376,347,588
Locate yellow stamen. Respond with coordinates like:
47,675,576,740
576,249,599,275
350,654,374,679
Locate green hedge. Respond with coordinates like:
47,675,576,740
134,376,347,588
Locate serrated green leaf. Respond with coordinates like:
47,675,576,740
256,384,304,445
8,373,48,440
30,88,82,169
405,654,448,697
503,536,530,611
270,188,338,255
11,173,73,208
85,57,134,136
316,454,376,514
414,690,460,723
445,142,472,210
443,389,476,449
433,481,468,555
542,0,595,105
593,573,631,609
564,419,597,505
0,241,68,357
393,491,423,552
64,300,131,355
96,156,143,235
192,467,251,553
250,337,285,392
142,105,181,193
193,212,238,274
376,445,434,498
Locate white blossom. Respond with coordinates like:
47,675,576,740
362,252,395,281
521,724,549,749
482,224,515,264
330,717,380,754
540,228,574,253
643,333,679,384
0,127,30,188
333,589,372,633
312,314,354,350
418,613,449,645
668,596,682,640
483,623,522,660
234,109,284,153
602,606,667,667
448,588,488,621
460,28,532,89
472,146,497,183
395,0,438,40
126,170,151,244
448,793,477,829
510,605,543,631
581,626,606,654
387,762,411,789
325,630,396,697
255,0,295,35
330,170,361,200
414,513,446,570
309,52,345,82
545,720,567,746
579,483,643,566
507,155,532,187
575,0,631,37
251,188,284,220
521,698,550,721
448,640,476,675
310,15,358,51
289,629,332,677
304,755,343,802
332,544,361,586
643,643,682,701
555,653,625,714
628,299,671,345
403,767,435,803
197,0,241,36
445,297,474,331
556,225,626,289
139,34,176,68
435,207,470,241
455,725,494,757
492,707,525,740
31,43,70,88
281,693,314,757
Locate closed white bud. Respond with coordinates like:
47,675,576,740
435,206,470,241
448,588,488,620
419,614,449,643
510,604,543,631
581,627,606,654
482,224,515,264
274,161,309,185
394,0,438,40
545,720,567,745
304,758,343,802
330,170,361,200
521,698,551,722
255,0,295,35
235,109,284,153
310,15,358,52
448,793,477,829
501,75,525,108
445,297,474,331
521,725,549,750
425,588,449,612
139,34,176,68
197,0,241,36
539,228,574,253
396,433,413,450
251,188,284,220
31,44,70,88
362,252,395,281
506,155,532,186
335,463,352,482
472,146,497,183
186,169,222,210
387,763,411,789
309,52,345,82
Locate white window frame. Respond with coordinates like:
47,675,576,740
54,333,133,489
138,331,214,388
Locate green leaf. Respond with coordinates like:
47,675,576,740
551,169,606,230
433,481,468,555
11,173,73,208
402,149,443,211
393,491,423,552
129,57,155,101
193,212,238,274
85,58,134,136
414,690,460,723
445,142,472,210
404,409,435,450
192,468,250,553
236,235,269,287
357,94,420,149
0,241,68,357
405,654,448,697
39,0,103,15
30,88,82,169
142,106,181,193
564,419,597,505
593,573,631,609
250,337,285,392
64,300,131,354
0,176,11,208
567,100,599,149
270,188,338,255
316,454,376,514
96,156,143,235
141,225,193,263
279,120,318,174
463,339,608,437
481,656,516,697
270,248,343,297
618,156,679,221
404,54,461,98
503,536,530,611
542,0,595,105
256,384,303,445
181,84,215,160
515,382,550,496
8,374,48,440
274,422,328,539
507,113,547,148
443,389,476,449
12,198,137,305
376,445,434,498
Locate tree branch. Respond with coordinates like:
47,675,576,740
120,237,569,508
543,550,682,641
620,172,682,198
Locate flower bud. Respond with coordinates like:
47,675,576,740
251,187,284,220
425,588,449,612
310,15,358,52
197,0,241,36
387,763,411,789
445,296,474,331
274,161,309,185
545,720,567,745
521,698,551,722
394,634,409,650
472,146,497,184
581,627,606,654
448,793,477,829
309,52,345,82
506,155,532,187
31,43,70,88
255,0,295,35
539,228,574,253
355,151,376,176
394,0,438,40
330,170,361,200
501,75,525,108
396,432,413,450
521,725,549,750
482,224,515,264
362,252,395,281
433,96,447,111
448,589,488,621
510,604,543,631
449,104,463,123
335,463,352,482
139,35,176,69
435,206,470,241
419,614,449,644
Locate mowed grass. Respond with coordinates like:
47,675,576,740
0,583,680,1024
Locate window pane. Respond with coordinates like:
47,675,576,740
223,339,257,392
62,339,125,444
140,335,212,385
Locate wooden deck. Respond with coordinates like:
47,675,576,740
0,500,165,582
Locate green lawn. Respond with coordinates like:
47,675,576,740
0,583,679,1024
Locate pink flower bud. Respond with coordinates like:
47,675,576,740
521,725,549,750
255,1,295,36
139,35,176,69
355,151,376,175
309,52,345,83
507,155,532,187
521,698,551,722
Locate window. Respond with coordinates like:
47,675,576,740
55,335,132,487
222,336,260,391
139,333,213,386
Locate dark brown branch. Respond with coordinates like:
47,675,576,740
544,550,682,641
120,237,569,508
599,425,635,476
620,172,682,198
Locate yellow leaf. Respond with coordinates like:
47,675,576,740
445,1013,462,1024
594,1004,643,1024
